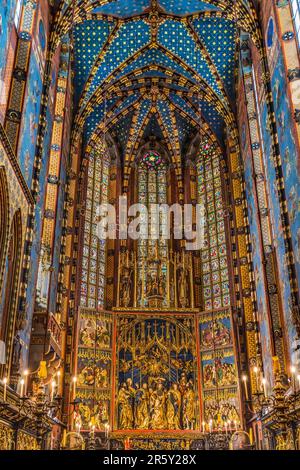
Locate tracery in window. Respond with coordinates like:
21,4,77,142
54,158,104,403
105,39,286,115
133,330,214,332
80,142,110,309
137,151,168,308
196,141,230,310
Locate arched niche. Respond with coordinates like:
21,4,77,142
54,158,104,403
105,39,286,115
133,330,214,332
0,209,23,377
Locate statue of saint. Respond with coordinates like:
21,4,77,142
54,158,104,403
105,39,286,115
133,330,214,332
178,267,189,308
166,383,181,429
120,267,132,307
182,382,195,430
147,271,159,297
150,380,167,429
12,334,22,367
118,382,134,429
179,372,188,395
135,383,150,429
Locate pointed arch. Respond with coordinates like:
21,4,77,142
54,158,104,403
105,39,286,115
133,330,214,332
0,209,23,377
0,167,10,294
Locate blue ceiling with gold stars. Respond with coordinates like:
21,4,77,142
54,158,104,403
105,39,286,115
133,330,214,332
71,0,241,156
93,0,220,17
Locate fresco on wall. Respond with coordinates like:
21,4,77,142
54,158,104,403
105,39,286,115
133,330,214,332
20,61,59,371
0,0,15,86
270,44,300,291
20,105,53,368
253,22,300,362
17,0,49,185
9,1,53,372
259,100,298,362
17,51,42,185
243,150,274,387
0,0,16,121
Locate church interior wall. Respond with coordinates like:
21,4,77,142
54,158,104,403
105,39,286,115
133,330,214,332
0,0,18,124
240,102,276,387
251,0,300,365
0,123,32,379
0,0,300,451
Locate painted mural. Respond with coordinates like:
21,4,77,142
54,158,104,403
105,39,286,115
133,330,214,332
0,0,15,89
75,309,112,431
199,309,240,429
20,54,59,372
272,61,300,279
17,52,42,185
0,130,31,373
263,4,300,305
243,150,274,388
271,46,300,289
0,0,16,122
17,0,49,185
260,97,297,357
254,21,300,363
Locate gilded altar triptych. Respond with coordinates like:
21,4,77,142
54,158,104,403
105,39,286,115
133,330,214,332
74,308,240,435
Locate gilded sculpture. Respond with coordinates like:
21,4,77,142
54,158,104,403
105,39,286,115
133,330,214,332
117,377,196,431
116,316,199,431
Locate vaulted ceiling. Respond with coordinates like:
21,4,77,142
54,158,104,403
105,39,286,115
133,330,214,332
53,1,259,160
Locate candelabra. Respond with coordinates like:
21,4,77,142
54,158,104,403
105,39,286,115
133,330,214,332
241,362,300,450
0,381,63,449
0,364,82,450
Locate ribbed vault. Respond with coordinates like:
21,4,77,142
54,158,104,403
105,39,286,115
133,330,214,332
49,1,261,175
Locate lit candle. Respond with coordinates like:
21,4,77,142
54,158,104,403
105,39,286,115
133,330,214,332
290,366,296,393
72,376,77,397
249,428,253,445
297,374,300,391
242,375,249,400
262,377,267,398
20,379,25,398
51,380,56,402
227,420,231,432
23,370,29,396
234,420,238,431
202,421,206,434
209,419,213,433
105,423,110,439
3,377,8,402
224,421,228,435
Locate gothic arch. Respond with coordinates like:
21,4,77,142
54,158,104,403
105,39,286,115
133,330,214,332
0,167,10,294
0,209,23,377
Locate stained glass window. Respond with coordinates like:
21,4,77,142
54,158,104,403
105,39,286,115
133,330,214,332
80,141,110,309
291,0,300,47
196,141,230,310
140,150,164,170
137,151,168,307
